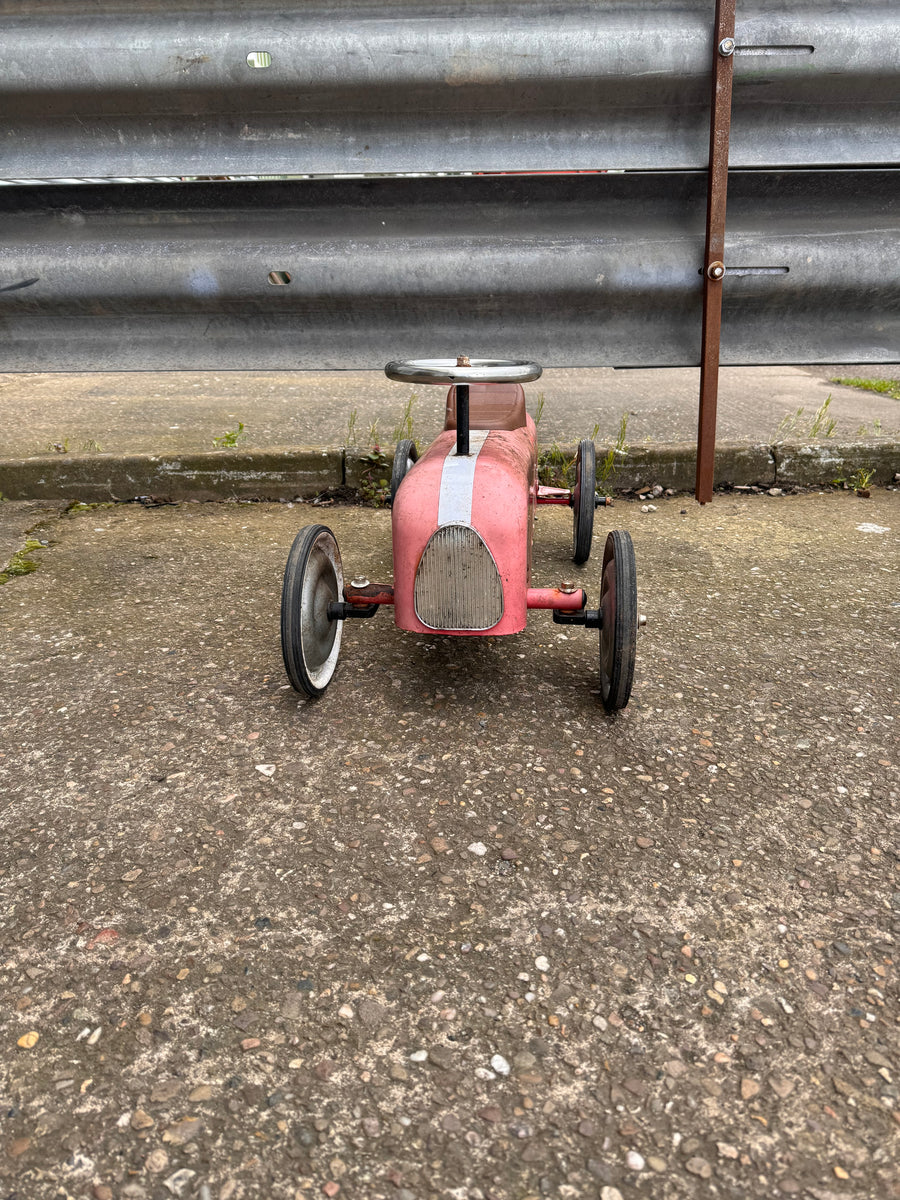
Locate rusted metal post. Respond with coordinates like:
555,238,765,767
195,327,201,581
695,0,737,503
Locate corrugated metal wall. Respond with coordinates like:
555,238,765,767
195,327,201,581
0,2,897,369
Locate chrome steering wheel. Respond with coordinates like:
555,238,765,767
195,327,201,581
385,357,543,385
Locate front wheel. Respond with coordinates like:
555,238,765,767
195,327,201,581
572,439,596,564
281,524,344,697
598,530,637,712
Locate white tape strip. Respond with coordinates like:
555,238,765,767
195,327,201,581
437,430,490,526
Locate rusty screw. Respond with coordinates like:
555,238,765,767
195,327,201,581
718,37,735,56
707,261,726,280
456,355,471,367
560,580,577,594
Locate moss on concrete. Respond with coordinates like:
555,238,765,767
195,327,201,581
0,538,43,583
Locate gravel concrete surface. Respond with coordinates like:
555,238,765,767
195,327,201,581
1,492,898,1200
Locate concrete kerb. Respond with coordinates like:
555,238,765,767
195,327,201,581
773,440,899,487
344,441,776,494
611,442,774,491
0,448,343,503
0,441,896,502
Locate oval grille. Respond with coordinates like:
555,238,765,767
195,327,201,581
414,524,504,631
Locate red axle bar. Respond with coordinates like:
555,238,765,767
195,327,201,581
345,585,586,612
526,588,587,611
344,584,395,606
536,485,571,505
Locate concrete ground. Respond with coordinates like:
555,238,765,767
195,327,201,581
1,491,898,1200
2,365,898,460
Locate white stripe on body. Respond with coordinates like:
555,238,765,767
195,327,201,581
436,430,490,526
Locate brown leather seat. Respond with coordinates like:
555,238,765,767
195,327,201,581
444,382,527,432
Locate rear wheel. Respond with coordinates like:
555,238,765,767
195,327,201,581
281,524,344,697
390,439,419,505
598,530,637,712
572,439,596,564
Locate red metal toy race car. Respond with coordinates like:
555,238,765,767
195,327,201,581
281,358,639,711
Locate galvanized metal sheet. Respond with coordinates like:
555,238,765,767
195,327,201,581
0,172,896,371
1,1,897,178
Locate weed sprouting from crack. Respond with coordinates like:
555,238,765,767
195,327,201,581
774,396,837,442
538,413,628,492
391,393,418,445
212,422,246,449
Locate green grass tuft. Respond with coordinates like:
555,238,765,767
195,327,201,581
212,422,245,448
831,377,900,401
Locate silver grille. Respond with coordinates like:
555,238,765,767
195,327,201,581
414,524,504,631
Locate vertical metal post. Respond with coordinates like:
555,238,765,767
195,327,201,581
695,0,736,504
455,384,470,456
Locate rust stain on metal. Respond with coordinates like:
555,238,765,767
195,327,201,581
173,54,211,73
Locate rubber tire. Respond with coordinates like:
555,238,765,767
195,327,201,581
281,524,344,697
598,530,637,712
572,439,596,564
390,439,419,505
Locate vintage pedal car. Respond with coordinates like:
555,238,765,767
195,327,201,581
281,358,639,710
